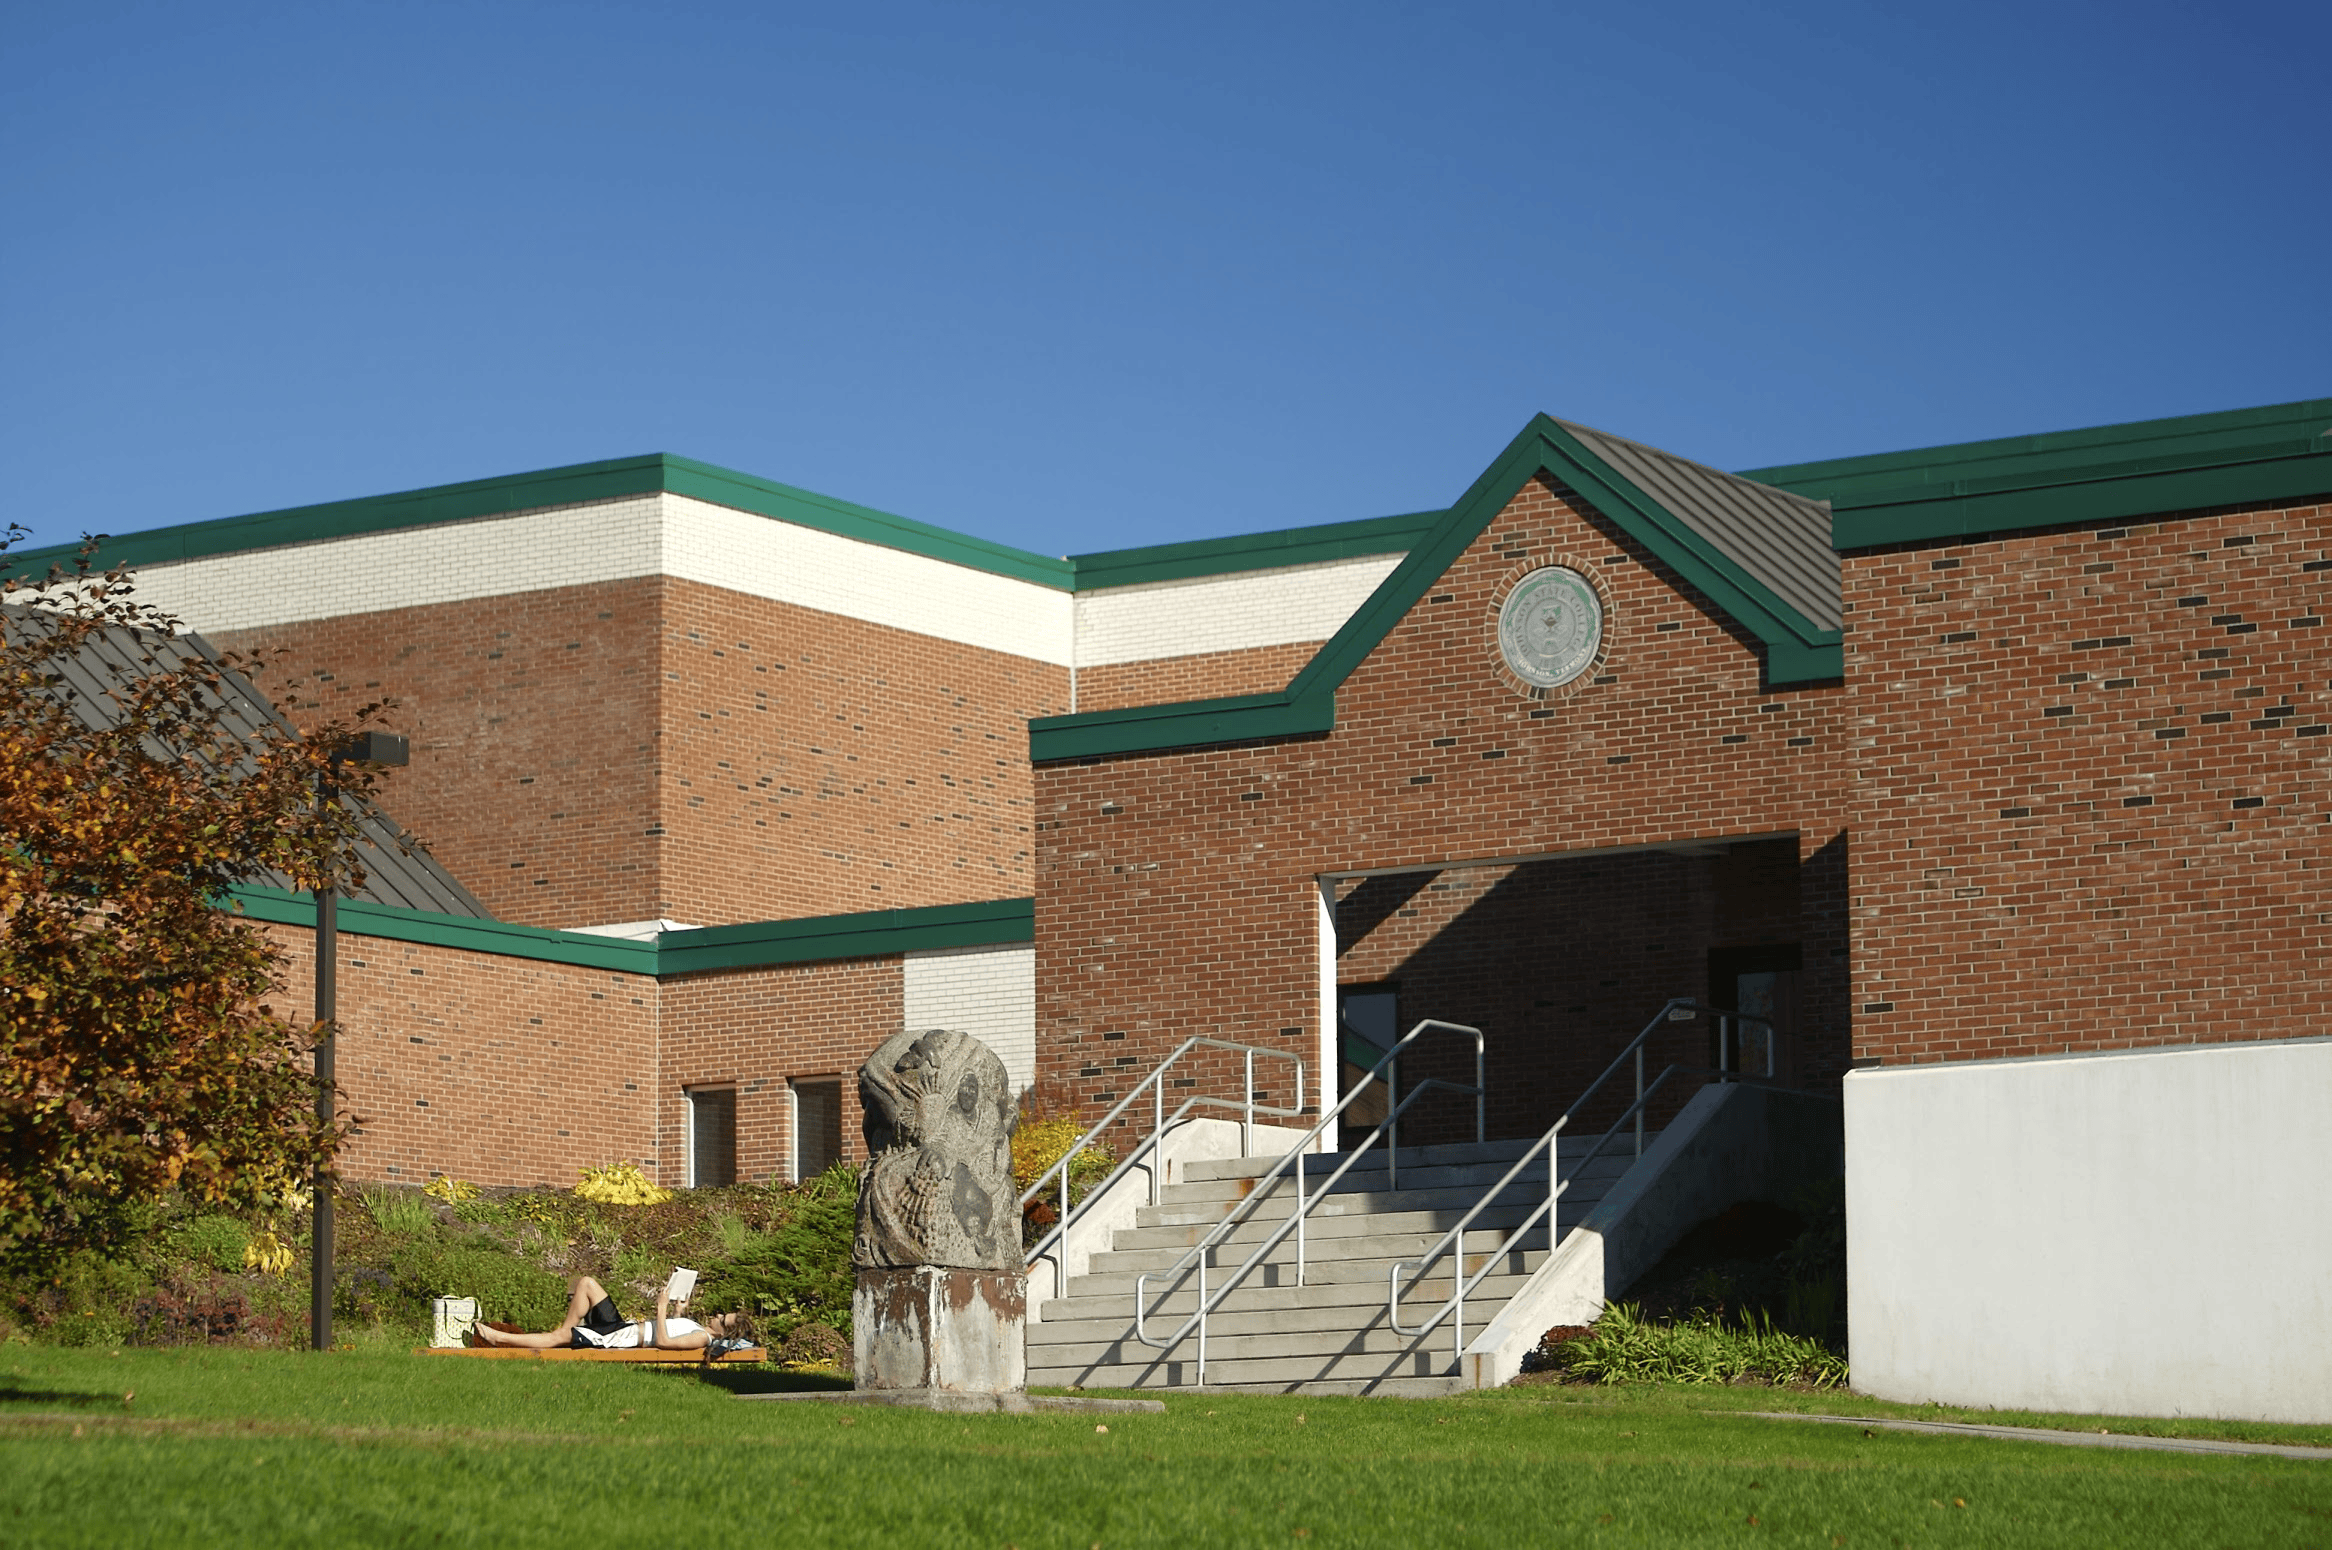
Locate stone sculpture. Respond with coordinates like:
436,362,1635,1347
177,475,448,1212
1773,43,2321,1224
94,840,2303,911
854,1027,1020,1271
851,1027,1029,1405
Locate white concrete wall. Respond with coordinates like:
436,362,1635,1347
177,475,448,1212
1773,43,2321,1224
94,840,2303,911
1846,1038,2332,1424
1072,554,1403,666
903,944,1036,1098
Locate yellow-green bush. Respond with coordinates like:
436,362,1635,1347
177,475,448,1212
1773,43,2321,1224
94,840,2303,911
575,1162,672,1206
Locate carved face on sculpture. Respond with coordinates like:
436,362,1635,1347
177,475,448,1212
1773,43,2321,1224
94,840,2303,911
854,1028,1020,1272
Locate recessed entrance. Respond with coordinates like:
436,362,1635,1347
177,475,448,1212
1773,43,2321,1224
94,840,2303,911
1325,833,1837,1144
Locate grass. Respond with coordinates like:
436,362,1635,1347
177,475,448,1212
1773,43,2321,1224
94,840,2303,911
4,1348,2330,1547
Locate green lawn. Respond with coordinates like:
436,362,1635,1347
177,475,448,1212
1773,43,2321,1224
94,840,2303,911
5,1347,2330,1548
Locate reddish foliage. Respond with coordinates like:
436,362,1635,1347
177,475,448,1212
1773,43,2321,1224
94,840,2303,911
0,528,405,1265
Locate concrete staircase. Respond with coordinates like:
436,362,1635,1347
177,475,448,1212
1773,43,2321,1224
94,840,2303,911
1026,1133,1655,1396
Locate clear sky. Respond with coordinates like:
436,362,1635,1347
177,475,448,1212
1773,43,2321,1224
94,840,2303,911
5,1,2324,561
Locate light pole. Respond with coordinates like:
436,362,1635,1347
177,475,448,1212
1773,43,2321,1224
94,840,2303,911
312,730,408,1352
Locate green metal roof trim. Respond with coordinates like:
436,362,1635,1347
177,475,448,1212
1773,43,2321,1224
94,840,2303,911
225,887,1033,976
1743,397,2332,550
654,896,1034,976
5,459,1451,596
1031,416,1845,761
1067,510,1443,591
4,454,1077,591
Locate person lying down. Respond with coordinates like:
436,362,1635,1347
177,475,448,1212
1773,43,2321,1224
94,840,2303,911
472,1273,752,1354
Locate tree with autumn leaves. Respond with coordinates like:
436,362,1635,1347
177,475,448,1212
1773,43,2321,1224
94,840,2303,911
0,530,402,1269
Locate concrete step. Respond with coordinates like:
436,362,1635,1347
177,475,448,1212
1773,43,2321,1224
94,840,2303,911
1041,1266,1533,1324
1065,1243,1547,1299
1084,1226,1556,1279
1048,1376,1473,1399
1033,1282,1524,1344
1035,1314,1492,1370
1134,1172,1623,1230
1165,1135,1655,1196
1108,1200,1556,1254
1182,1138,1541,1183
1029,1344,1470,1391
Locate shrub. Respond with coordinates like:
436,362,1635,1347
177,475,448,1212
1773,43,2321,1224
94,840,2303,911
575,1162,671,1206
362,1188,437,1239
386,1242,568,1331
172,1215,251,1274
694,1162,856,1341
423,1176,480,1205
1013,1114,1114,1245
1546,1301,1848,1389
777,1320,850,1372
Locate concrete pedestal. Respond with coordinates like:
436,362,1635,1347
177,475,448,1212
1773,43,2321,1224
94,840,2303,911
853,1266,1027,1397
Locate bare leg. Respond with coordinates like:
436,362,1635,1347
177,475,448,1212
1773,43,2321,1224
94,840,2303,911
474,1276,610,1348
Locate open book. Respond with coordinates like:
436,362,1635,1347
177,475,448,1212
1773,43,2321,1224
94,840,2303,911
664,1267,698,1310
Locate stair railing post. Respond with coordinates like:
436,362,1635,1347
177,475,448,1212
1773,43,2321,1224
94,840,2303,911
1386,1058,1398,1195
1633,1044,1645,1160
1475,1037,1485,1144
1196,1255,1207,1387
1153,1075,1166,1205
1243,1048,1255,1156
1454,1233,1465,1374
1295,1149,1306,1287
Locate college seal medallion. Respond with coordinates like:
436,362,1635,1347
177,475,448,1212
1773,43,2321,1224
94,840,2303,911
1496,565,1603,689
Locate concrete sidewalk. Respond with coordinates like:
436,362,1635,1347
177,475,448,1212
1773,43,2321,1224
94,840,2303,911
1735,1410,2332,1461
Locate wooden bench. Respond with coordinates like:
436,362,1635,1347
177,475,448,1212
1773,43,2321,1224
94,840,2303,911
420,1345,766,1367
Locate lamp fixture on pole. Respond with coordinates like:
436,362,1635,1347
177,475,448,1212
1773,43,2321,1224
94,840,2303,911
311,730,409,1352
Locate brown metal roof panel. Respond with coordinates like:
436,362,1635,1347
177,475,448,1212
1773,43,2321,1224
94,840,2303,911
1557,420,1841,632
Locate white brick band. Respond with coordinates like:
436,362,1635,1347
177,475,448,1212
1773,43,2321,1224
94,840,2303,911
1072,554,1404,667
903,944,1037,1098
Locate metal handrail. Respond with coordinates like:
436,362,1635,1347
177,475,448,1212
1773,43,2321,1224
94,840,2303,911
1131,1019,1484,1384
1387,999,1774,1365
1019,1037,1306,1276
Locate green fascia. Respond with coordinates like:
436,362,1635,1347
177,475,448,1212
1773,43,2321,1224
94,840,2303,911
654,896,1034,976
1742,396,2332,550
226,886,662,974
1031,416,1843,762
6,455,1458,597
656,457,1073,588
224,887,1032,976
5,454,1076,592
1066,510,1444,591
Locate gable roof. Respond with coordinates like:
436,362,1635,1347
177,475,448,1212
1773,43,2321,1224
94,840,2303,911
1745,396,2332,549
1558,421,1838,632
1030,415,1845,762
4,605,492,918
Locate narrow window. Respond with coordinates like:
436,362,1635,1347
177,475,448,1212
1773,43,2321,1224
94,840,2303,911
793,1079,843,1181
688,1088,737,1188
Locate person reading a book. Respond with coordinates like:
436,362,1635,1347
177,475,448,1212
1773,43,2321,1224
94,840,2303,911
472,1269,745,1352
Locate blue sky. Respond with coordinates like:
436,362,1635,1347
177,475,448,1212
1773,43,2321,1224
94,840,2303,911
5,1,2324,560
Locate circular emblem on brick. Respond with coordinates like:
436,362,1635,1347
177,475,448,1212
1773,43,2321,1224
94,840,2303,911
1496,565,1603,689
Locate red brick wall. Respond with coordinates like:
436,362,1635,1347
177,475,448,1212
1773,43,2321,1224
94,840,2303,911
1842,494,2332,1065
658,957,902,1186
1075,642,1320,713
261,922,660,1189
219,577,1067,930
653,579,1065,924
216,581,663,929
1034,475,1851,1138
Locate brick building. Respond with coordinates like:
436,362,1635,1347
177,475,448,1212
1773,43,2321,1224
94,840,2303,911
14,396,2329,1418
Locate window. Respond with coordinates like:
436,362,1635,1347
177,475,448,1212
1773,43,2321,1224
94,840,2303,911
792,1079,843,1181
688,1088,736,1188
